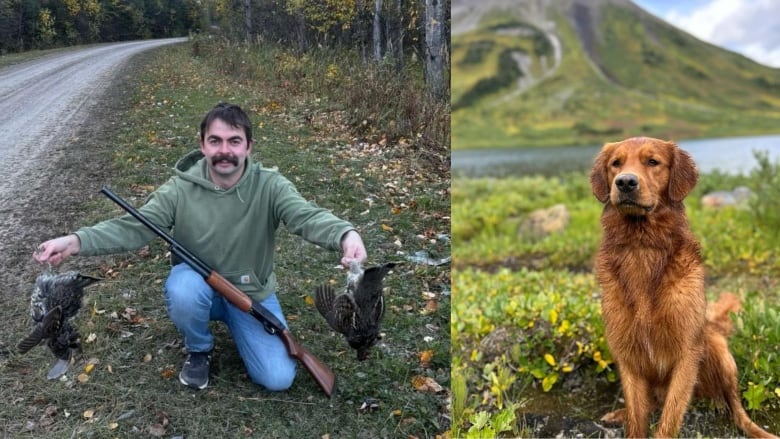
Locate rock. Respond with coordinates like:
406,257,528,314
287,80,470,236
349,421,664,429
701,186,754,209
519,204,570,239
479,327,524,360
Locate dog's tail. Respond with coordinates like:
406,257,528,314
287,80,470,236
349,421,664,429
731,405,779,438
706,292,741,337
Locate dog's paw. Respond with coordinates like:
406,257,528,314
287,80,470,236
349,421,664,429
600,408,626,426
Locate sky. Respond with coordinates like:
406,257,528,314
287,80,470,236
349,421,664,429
633,0,780,68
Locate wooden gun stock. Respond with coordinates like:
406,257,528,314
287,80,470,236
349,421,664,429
277,329,336,398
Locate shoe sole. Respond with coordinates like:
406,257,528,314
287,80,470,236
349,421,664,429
179,372,208,390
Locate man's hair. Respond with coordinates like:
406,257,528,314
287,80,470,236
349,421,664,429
200,102,253,143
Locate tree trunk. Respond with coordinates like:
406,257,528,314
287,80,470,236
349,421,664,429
384,0,403,70
295,7,306,52
424,0,446,99
372,0,382,61
243,0,252,41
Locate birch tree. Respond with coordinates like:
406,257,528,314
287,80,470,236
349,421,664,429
372,0,382,61
424,0,446,99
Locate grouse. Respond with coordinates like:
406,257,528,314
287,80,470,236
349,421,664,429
17,271,101,379
315,261,396,361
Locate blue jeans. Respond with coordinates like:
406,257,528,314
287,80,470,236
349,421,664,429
164,263,296,391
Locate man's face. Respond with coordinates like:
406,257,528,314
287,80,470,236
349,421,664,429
200,118,252,182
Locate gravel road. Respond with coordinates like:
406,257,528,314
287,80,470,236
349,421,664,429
0,38,185,196
0,39,185,346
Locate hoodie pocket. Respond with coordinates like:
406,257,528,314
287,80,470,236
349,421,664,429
220,269,266,295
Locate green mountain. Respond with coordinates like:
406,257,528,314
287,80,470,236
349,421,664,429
452,0,780,149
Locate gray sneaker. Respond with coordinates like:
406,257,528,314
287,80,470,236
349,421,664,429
179,351,211,390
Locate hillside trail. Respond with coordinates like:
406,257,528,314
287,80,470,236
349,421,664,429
0,38,185,351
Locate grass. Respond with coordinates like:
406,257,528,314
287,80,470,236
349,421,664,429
452,163,780,437
1,38,450,438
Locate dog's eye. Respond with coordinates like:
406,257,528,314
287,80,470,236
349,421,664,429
611,159,621,168
648,159,659,166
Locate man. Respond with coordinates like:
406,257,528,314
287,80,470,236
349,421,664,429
34,102,367,391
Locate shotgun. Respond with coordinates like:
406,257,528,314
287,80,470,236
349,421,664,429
101,186,336,397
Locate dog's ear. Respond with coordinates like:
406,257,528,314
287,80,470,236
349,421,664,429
590,143,615,203
668,142,698,202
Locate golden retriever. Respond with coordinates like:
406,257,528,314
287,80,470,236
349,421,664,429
590,137,776,438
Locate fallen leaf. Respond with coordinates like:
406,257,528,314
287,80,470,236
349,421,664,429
83,409,94,420
77,373,89,383
148,424,166,437
401,417,417,427
420,300,438,315
109,422,119,430
143,353,153,363
419,350,434,368
381,223,393,232
304,295,315,306
160,367,176,379
411,375,443,393
137,246,151,258
85,333,97,343
157,411,170,427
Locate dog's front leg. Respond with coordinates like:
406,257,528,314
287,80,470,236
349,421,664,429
619,367,653,438
654,357,699,438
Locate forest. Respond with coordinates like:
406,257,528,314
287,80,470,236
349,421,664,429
0,0,449,98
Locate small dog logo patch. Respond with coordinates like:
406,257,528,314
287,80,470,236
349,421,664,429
240,275,251,284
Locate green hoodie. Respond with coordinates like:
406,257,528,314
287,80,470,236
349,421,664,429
75,150,355,302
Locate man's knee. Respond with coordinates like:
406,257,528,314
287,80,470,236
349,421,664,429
250,362,296,391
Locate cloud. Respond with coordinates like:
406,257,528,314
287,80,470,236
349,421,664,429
664,0,780,67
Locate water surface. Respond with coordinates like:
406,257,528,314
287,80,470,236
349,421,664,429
452,134,780,178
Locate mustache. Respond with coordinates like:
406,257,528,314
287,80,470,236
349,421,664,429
211,154,239,166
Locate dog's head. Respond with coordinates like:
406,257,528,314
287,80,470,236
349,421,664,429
590,137,698,216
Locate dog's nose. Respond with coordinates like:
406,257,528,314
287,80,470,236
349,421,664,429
615,174,639,193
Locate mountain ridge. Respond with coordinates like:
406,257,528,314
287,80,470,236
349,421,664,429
452,0,780,149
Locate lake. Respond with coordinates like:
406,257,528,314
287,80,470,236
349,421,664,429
451,134,780,178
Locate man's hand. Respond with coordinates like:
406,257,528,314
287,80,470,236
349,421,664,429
34,234,81,266
340,230,367,268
